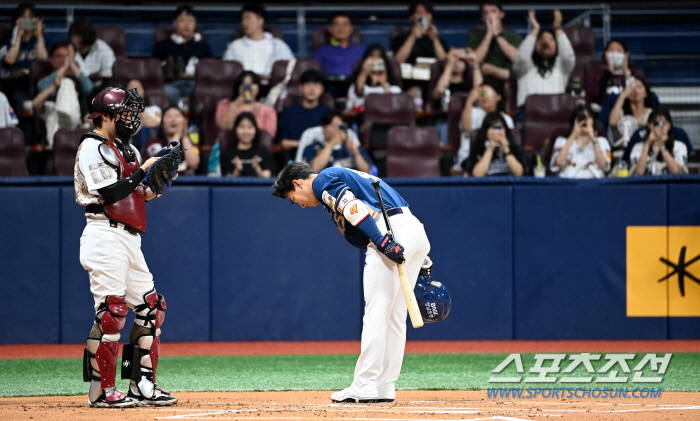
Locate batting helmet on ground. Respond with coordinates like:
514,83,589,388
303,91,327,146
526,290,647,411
414,277,451,323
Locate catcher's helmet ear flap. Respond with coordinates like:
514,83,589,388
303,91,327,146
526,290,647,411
414,277,451,323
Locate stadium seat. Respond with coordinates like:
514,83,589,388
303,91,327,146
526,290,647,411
386,126,440,177
232,26,283,40
154,25,205,44
310,26,362,53
193,59,244,146
268,59,322,91
219,128,273,153
0,127,28,176
29,59,54,97
278,87,335,113
564,26,596,59
53,128,91,175
111,58,170,110
447,92,468,160
523,93,576,154
96,25,127,58
361,92,415,151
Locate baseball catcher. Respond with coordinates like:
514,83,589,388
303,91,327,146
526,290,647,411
75,87,180,408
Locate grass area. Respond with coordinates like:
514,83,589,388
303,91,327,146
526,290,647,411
1,353,697,397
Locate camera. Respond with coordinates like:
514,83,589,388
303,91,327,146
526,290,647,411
372,60,385,72
20,18,36,30
419,16,429,29
654,120,665,130
339,123,348,132
242,83,253,103
492,122,504,130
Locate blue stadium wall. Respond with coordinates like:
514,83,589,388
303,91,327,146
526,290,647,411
1,176,699,344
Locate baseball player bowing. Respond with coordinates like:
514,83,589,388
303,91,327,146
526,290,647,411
75,87,181,408
272,162,432,403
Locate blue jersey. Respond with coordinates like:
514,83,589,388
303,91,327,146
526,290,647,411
312,168,409,248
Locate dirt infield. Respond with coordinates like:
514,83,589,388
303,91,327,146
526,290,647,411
2,390,700,421
1,340,699,359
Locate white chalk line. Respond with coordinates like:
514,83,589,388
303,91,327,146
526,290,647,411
155,417,533,421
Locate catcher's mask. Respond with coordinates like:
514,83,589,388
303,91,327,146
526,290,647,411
88,87,145,141
414,277,451,323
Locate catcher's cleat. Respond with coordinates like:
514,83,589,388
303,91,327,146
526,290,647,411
128,383,178,406
88,389,137,408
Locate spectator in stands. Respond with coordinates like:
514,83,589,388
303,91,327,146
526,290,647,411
468,1,521,82
297,110,372,173
464,111,523,177
313,12,365,79
0,90,19,128
38,41,93,99
550,104,611,178
513,10,575,108
221,112,275,178
69,18,116,94
346,44,402,112
392,0,448,65
432,47,474,102
457,77,513,169
216,70,277,138
630,108,687,176
33,72,88,147
143,106,200,174
126,78,162,150
153,5,212,106
0,3,48,112
591,39,645,107
275,69,333,167
222,4,294,80
608,76,654,141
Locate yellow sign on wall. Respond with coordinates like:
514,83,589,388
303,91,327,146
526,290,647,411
627,226,700,317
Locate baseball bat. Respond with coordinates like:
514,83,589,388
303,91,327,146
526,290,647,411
371,180,424,329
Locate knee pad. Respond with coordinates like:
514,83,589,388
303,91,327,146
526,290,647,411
134,289,166,330
98,295,128,335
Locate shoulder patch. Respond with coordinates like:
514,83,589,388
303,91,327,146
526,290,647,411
322,190,336,209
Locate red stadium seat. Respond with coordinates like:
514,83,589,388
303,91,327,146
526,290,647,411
278,87,335,113
111,58,169,110
387,126,441,177
96,25,127,58
232,26,283,41
53,128,92,175
311,26,362,53
268,59,322,90
0,127,28,176
447,92,468,159
523,93,575,154
29,59,54,97
193,59,244,146
219,129,272,153
564,26,596,59
361,93,415,151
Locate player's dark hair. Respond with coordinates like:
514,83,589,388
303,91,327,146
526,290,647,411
174,5,196,20
242,4,266,21
12,3,37,29
329,12,353,25
532,29,558,77
49,40,71,57
231,111,261,150
231,70,262,100
408,0,434,17
69,18,97,48
300,69,326,85
272,162,316,199
480,1,503,13
643,108,677,161
93,113,115,128
472,111,516,157
321,110,344,126
350,44,399,88
622,76,654,115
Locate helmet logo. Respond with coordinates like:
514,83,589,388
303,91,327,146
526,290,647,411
430,281,442,287
425,302,439,318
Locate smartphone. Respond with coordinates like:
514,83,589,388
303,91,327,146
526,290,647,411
372,60,385,72
419,16,429,29
339,123,348,132
242,83,253,103
492,122,504,130
654,120,664,130
20,18,36,30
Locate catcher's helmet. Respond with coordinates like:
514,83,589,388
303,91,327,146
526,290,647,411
88,87,145,140
414,277,451,323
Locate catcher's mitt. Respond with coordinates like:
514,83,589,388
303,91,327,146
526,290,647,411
146,141,183,196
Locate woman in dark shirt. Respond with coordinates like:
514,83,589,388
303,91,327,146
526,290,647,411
465,111,524,177
220,112,276,178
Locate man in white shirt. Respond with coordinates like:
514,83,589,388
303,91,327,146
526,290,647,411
69,18,116,94
222,4,294,79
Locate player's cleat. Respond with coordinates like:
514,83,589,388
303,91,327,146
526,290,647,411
377,383,395,403
376,398,395,403
331,387,378,403
88,389,137,408
127,383,178,406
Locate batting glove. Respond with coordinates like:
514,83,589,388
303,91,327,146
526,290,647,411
376,234,405,264
420,256,433,278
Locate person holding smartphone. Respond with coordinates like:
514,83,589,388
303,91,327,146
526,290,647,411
629,108,687,176
392,0,448,65
550,105,611,179
346,44,402,112
1,3,48,112
465,111,523,177
216,70,277,139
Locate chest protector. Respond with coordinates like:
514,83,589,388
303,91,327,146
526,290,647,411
103,141,147,233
